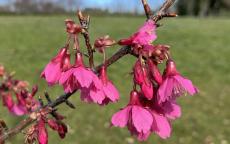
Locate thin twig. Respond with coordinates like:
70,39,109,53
152,0,176,22
77,11,95,68
141,0,153,19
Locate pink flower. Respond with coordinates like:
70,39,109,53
157,60,198,104
41,47,71,86
1,86,39,116
59,52,99,93
133,60,153,100
80,66,120,105
150,110,171,139
161,100,181,120
0,65,5,77
119,20,157,46
111,90,153,138
141,44,170,60
99,66,120,104
94,35,116,53
2,92,14,110
80,78,104,104
1,92,27,116
137,99,173,140
65,19,82,34
37,118,48,144
147,59,163,85
133,60,145,85
47,119,68,139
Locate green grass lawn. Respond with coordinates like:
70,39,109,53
0,15,230,144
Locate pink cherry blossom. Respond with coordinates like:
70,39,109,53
157,60,198,104
111,90,153,137
141,44,170,60
41,47,71,86
119,20,157,46
0,65,5,77
80,84,105,104
147,59,163,85
94,35,116,53
1,86,39,116
133,60,153,100
161,100,181,120
99,66,120,104
2,92,14,112
65,19,82,34
47,119,68,139
151,111,171,139
37,118,48,144
133,60,145,85
59,52,100,93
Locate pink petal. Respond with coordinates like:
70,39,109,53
47,119,59,131
141,82,154,100
58,123,68,139
92,74,103,90
89,89,105,104
111,106,131,128
132,106,153,133
174,75,198,95
151,112,171,139
42,62,62,86
62,75,79,93
11,105,27,116
103,82,120,102
2,93,14,109
137,131,151,141
59,69,74,85
73,67,94,88
163,101,181,120
157,78,174,103
38,119,48,144
133,20,157,45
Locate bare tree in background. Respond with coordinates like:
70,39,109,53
13,0,66,14
176,0,230,16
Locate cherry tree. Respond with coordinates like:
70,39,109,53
0,0,198,143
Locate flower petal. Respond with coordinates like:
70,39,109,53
103,82,120,102
157,78,174,103
132,106,153,133
111,106,131,128
151,112,171,139
73,67,94,88
38,119,48,144
174,75,198,95
163,101,181,120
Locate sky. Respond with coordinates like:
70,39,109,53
0,0,165,13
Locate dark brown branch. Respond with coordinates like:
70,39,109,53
141,0,153,19
152,0,176,22
94,46,131,72
158,0,176,15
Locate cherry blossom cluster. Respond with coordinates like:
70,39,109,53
0,3,199,143
0,66,68,144
0,65,37,116
111,20,198,140
41,19,120,105
41,17,198,141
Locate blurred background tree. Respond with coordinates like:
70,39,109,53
0,0,229,16
176,0,230,16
